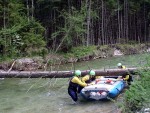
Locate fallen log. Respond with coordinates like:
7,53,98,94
0,68,138,78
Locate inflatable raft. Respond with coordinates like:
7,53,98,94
80,77,125,100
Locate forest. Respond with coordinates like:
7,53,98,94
0,0,150,57
0,1,150,112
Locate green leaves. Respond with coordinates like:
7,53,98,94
68,46,96,58
51,5,87,51
0,1,46,58
122,68,150,112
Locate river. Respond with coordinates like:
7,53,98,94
0,53,149,113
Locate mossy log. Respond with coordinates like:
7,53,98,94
0,68,138,78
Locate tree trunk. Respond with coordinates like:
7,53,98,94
101,0,104,45
86,0,91,46
0,68,138,78
144,3,147,42
31,0,34,20
118,0,120,43
3,1,6,29
26,0,30,22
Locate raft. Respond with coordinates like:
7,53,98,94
80,77,125,100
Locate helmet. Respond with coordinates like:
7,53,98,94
75,70,81,76
117,63,122,67
89,70,95,76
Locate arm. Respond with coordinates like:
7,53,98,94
95,76,102,79
81,75,90,83
123,75,129,81
72,77,87,87
122,66,126,69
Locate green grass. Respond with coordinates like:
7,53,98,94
119,57,150,113
63,45,96,59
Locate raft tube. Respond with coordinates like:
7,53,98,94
80,78,125,100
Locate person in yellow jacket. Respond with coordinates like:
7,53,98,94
78,70,101,93
117,63,133,85
82,70,101,83
68,70,87,102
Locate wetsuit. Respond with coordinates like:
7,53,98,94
68,76,87,102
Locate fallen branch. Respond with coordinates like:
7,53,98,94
7,60,16,72
0,68,138,78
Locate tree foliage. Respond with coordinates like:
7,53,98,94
51,5,87,52
122,68,150,112
0,0,150,57
0,0,46,58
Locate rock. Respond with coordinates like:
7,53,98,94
67,57,78,63
146,48,150,52
144,108,150,112
16,58,34,64
0,62,12,70
14,58,41,71
113,49,124,56
93,50,107,58
101,52,107,58
138,107,150,113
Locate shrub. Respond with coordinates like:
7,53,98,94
121,68,150,113
66,46,96,58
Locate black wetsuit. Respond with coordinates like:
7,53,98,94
122,73,133,85
68,77,79,102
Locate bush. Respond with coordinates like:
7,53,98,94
65,46,96,58
121,68,150,113
115,44,141,55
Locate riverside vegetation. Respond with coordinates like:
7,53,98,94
0,43,150,71
119,57,150,113
1,0,150,61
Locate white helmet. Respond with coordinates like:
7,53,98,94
117,63,122,67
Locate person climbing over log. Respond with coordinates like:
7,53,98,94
117,63,133,85
78,70,102,93
68,70,88,103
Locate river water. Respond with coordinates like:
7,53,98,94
0,53,149,113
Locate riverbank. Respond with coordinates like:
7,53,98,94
119,66,150,113
0,43,150,71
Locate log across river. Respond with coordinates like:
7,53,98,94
0,68,138,78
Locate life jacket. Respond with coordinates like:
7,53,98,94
121,65,126,69
68,77,79,91
122,73,133,82
121,66,133,82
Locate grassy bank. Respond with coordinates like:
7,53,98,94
61,43,150,61
119,57,150,113
0,43,149,70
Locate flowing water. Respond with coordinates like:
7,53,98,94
0,53,149,113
